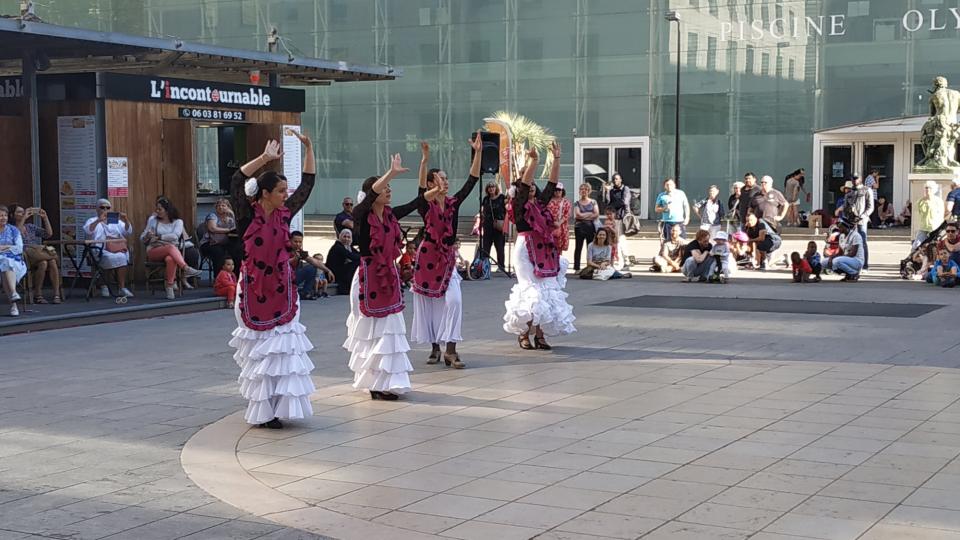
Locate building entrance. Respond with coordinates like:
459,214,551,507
574,137,650,219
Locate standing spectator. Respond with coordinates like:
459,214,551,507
845,174,874,270
834,181,852,219
547,183,572,254
84,198,134,299
681,229,714,282
12,204,61,304
915,181,945,248
928,249,959,287
334,197,354,236
828,218,864,281
728,181,744,219
695,185,722,238
865,168,880,196
743,212,781,270
327,228,360,295
654,178,689,241
946,176,960,221
604,173,632,219
0,205,26,317
572,183,599,271
757,175,789,232
651,223,684,273
480,181,508,275
603,207,625,270
784,169,806,227
200,198,242,277
737,173,762,227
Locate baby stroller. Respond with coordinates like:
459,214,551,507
900,220,949,279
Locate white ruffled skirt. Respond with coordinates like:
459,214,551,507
343,273,413,394
411,269,463,345
503,234,577,337
229,279,316,424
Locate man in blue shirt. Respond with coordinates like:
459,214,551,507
654,178,689,242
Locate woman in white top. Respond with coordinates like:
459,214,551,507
141,197,201,299
84,198,134,298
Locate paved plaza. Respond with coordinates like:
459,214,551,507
4,247,960,540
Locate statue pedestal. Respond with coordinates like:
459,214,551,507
908,170,957,239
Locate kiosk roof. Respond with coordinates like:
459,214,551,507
0,18,398,84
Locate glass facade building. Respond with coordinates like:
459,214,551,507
9,0,960,216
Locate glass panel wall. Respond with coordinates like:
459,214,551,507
9,0,960,214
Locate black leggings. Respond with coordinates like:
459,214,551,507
573,221,596,270
481,226,507,270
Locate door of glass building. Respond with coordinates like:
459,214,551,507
821,145,853,214
574,137,650,219
864,144,895,207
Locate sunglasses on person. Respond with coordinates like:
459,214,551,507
99,205,111,210
948,229,958,234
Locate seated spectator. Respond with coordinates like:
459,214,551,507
898,201,912,227
743,212,781,270
200,198,242,277
214,258,237,307
311,253,331,298
334,197,355,236
682,229,714,282
710,232,732,283
327,229,360,295
0,205,26,317
804,240,823,281
84,198,134,298
828,218,864,281
928,249,959,288
141,197,202,300
937,223,960,266
651,223,685,273
289,231,333,300
12,204,61,304
791,252,815,283
580,229,631,280
399,240,416,288
729,230,750,267
874,196,896,229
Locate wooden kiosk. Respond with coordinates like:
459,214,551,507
0,19,395,284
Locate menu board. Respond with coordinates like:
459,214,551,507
282,125,304,234
57,116,98,276
107,157,128,197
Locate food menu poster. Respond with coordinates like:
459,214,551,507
107,157,128,198
282,125,304,234
57,115,98,276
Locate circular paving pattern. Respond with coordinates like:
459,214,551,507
183,360,960,540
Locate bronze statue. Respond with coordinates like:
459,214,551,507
917,76,960,171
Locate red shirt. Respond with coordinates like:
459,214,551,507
792,259,813,273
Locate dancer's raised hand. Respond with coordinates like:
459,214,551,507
527,146,539,160
470,132,482,152
391,153,409,175
292,130,312,148
262,140,283,161
551,140,561,159
420,141,430,160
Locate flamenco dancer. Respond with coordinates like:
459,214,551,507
344,154,422,400
411,135,483,368
229,134,317,429
504,142,576,349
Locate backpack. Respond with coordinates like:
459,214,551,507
622,213,641,237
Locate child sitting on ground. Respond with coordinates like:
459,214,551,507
709,231,731,283
803,240,823,282
214,258,237,308
398,240,416,289
928,249,959,287
311,253,332,298
791,252,815,283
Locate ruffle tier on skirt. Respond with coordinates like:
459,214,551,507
503,234,577,337
411,268,463,346
343,273,413,394
230,283,315,425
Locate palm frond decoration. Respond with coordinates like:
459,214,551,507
490,111,555,178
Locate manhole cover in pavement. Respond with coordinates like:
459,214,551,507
596,295,944,318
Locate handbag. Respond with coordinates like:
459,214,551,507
105,237,128,253
578,266,595,280
594,266,615,281
24,244,56,266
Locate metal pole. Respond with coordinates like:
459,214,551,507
23,52,41,210
674,21,681,185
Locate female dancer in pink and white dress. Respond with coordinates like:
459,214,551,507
229,134,316,429
343,154,424,400
410,135,483,368
504,142,576,350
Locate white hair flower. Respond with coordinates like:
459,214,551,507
356,190,366,204
244,178,258,197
